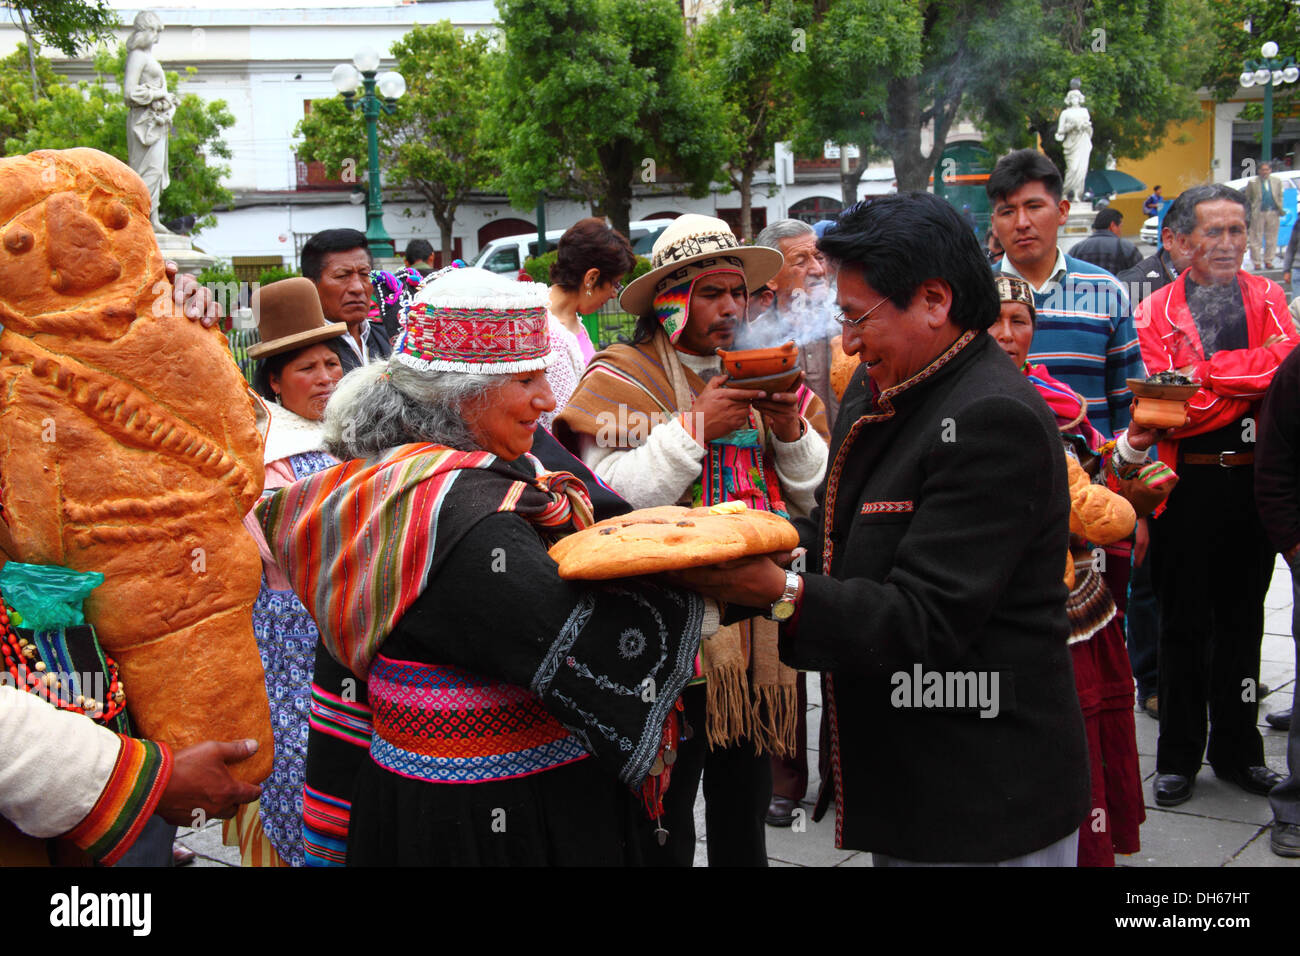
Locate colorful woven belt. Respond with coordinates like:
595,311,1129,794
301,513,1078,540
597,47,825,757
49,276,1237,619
367,654,589,784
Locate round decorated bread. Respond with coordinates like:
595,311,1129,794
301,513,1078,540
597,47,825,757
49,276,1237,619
548,501,799,580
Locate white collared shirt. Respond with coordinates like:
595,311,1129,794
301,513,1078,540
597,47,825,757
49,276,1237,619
341,324,370,366
1001,247,1068,295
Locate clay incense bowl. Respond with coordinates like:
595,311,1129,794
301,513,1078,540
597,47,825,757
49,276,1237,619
716,341,798,379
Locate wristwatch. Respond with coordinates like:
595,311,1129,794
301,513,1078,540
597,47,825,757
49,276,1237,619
768,570,802,622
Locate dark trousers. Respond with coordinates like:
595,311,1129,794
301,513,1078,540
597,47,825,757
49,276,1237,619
1151,464,1274,776
770,674,808,801
1126,549,1160,701
639,683,770,867
1270,565,1300,824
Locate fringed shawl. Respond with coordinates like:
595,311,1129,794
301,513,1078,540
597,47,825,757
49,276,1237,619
255,443,592,679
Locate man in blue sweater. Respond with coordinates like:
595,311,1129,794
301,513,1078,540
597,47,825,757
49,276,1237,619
988,149,1146,437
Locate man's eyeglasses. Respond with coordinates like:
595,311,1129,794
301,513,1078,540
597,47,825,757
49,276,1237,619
834,297,890,327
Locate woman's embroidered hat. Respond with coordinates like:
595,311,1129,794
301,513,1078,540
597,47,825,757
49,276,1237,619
247,277,349,359
618,214,783,319
994,274,1036,324
394,267,556,374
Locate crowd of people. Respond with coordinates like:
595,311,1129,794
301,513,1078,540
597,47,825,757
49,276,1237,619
7,144,1300,868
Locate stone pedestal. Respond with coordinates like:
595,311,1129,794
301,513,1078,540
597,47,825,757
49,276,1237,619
1063,200,1094,237
154,231,215,272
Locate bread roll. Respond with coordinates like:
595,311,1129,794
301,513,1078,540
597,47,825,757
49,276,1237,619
549,502,798,580
0,149,271,782
830,338,857,401
1072,484,1137,546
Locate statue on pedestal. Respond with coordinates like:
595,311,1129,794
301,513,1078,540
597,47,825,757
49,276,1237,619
124,11,177,233
1055,80,1093,203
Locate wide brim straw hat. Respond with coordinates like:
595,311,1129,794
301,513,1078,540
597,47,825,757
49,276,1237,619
618,214,784,318
394,266,556,374
247,277,348,359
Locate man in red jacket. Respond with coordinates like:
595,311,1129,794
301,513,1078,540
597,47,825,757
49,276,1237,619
1135,183,1300,807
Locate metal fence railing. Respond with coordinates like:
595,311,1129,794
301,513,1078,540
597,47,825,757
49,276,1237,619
586,299,639,350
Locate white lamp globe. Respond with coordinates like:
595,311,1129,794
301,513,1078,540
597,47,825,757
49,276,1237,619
377,71,406,100
1262,41,1279,59
1256,67,1272,85
1241,71,1256,87
331,63,360,94
1275,70,1285,85
1284,65,1300,84
353,47,382,74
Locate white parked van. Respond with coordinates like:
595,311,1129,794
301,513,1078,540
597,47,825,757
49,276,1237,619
470,220,673,275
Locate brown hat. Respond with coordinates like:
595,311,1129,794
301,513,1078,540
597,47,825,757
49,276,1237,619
247,277,348,359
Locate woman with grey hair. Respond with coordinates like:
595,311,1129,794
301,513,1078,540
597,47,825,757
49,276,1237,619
257,268,709,865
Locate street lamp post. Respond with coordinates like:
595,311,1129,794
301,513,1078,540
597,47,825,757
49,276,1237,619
330,48,406,259
1239,41,1299,165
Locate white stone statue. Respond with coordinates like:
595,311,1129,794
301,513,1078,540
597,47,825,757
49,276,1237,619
1055,86,1093,202
124,11,178,233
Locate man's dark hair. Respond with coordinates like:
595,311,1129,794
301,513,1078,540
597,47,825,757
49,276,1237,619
818,193,998,332
551,218,636,290
986,149,1064,205
1092,207,1123,231
1153,185,1162,192
301,229,370,282
1164,184,1250,236
403,238,433,265
252,336,351,403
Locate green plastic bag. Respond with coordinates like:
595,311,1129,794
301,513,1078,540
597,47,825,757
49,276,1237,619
0,562,104,631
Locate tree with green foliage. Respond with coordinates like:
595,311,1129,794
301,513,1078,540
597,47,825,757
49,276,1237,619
490,0,725,238
0,43,59,147
1198,0,1299,169
4,0,118,95
1005,0,1212,185
296,21,495,264
3,46,235,233
692,0,809,240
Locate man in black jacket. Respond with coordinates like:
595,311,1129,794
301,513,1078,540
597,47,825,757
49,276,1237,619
1069,207,1142,277
1254,346,1300,855
674,194,1091,864
300,228,393,373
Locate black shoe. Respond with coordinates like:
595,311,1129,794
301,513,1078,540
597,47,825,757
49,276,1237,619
1260,682,1272,699
765,795,799,827
1154,773,1194,807
1272,821,1300,858
1266,708,1292,731
1215,765,1283,795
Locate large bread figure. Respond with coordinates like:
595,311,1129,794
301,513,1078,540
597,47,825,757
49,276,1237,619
0,148,271,782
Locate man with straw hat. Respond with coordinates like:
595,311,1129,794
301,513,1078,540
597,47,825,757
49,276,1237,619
557,214,830,866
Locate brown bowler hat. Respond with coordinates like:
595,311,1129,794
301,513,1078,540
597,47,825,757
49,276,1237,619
247,277,348,359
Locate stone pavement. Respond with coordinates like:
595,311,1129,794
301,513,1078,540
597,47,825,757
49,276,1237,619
173,562,1299,870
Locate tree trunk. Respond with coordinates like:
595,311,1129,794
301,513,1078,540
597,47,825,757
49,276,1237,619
596,140,635,239
1031,117,1068,181
739,165,755,242
883,75,929,193
840,159,866,208
434,205,455,267
18,8,41,99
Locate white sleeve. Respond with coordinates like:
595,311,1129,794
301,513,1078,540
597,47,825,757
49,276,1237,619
581,416,706,510
771,424,829,518
0,684,123,838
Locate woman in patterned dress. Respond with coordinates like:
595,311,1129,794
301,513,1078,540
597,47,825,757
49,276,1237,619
223,278,350,866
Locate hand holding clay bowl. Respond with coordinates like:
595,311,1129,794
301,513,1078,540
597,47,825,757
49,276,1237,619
1127,375,1199,429
717,341,802,395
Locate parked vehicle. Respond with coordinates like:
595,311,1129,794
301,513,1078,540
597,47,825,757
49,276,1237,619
1139,170,1299,251
471,219,674,275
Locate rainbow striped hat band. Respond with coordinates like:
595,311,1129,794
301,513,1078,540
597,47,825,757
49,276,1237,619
394,267,557,374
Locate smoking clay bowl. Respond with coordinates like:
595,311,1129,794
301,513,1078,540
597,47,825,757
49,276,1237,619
1127,377,1199,429
717,341,802,394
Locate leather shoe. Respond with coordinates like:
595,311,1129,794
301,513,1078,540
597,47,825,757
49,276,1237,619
1141,695,1158,720
765,795,799,827
1266,708,1292,731
172,842,196,867
1272,821,1300,858
1215,765,1283,795
1154,773,1194,807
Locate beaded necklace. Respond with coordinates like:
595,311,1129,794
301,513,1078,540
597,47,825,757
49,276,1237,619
0,588,126,723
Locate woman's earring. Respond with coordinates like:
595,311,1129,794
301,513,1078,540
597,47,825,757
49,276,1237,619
274,392,282,405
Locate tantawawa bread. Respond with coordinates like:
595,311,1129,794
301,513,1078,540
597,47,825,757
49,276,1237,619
549,501,798,580
0,148,271,783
